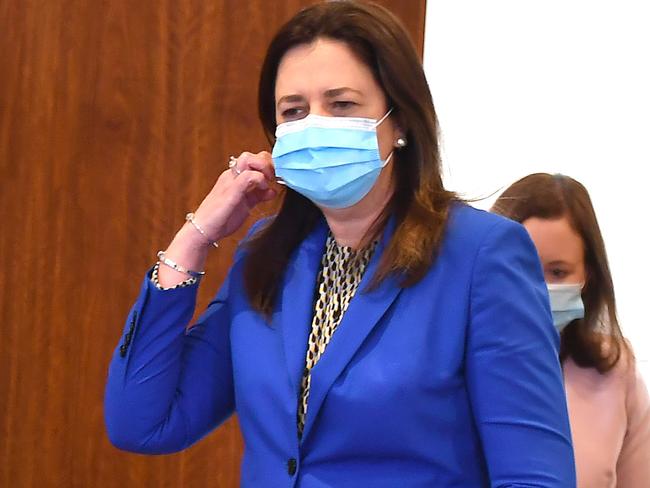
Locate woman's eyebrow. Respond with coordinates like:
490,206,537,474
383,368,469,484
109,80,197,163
324,87,363,98
277,94,306,105
277,88,363,106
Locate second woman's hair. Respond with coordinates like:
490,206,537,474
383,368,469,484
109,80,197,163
492,173,625,372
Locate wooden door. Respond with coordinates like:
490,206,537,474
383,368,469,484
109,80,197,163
0,1,426,486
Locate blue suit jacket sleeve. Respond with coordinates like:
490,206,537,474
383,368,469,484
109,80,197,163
466,218,576,487
104,268,236,454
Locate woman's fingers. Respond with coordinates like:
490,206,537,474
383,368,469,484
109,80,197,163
192,151,281,242
234,169,271,192
233,151,276,182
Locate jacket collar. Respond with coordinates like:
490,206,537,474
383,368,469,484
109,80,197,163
278,216,403,442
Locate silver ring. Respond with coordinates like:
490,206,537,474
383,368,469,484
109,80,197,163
228,156,242,176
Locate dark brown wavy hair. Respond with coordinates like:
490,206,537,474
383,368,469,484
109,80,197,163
492,173,626,373
243,1,457,317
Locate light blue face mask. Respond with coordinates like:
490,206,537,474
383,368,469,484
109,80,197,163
547,283,585,332
271,109,394,209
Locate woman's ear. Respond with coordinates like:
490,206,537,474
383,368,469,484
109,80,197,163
392,112,407,148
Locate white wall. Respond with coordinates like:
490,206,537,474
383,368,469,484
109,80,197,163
423,0,649,381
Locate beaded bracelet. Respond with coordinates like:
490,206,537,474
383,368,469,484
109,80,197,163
151,262,196,290
156,251,205,278
186,212,219,248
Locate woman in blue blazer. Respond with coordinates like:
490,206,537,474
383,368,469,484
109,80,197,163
105,2,576,486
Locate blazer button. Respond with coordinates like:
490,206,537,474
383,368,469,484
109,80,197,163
287,458,297,476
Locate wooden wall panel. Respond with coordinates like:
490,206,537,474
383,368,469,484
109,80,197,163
0,1,426,486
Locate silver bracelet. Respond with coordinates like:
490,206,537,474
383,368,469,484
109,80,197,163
156,251,205,278
186,212,219,248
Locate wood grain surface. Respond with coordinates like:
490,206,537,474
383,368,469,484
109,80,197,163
0,1,425,486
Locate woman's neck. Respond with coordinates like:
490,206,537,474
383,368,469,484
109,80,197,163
321,167,394,249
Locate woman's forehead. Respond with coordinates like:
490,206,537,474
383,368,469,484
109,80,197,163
524,217,584,262
275,39,376,99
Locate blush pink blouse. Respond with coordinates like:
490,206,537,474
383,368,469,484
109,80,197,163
564,349,650,487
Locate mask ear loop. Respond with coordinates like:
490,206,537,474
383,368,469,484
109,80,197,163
373,107,394,128
375,108,395,165
381,151,394,167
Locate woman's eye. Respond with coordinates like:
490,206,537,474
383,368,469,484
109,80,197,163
281,107,305,120
550,268,568,279
332,100,357,110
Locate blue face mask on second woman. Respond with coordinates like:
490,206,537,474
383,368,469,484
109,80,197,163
547,283,585,332
271,109,394,209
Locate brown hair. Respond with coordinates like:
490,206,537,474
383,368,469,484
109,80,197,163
492,173,626,373
243,0,457,316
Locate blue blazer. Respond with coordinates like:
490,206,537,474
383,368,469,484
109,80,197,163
105,204,576,487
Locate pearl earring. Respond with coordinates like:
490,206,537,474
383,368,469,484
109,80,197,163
395,137,407,148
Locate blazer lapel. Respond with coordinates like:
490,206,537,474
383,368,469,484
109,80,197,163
278,220,328,397
301,219,403,442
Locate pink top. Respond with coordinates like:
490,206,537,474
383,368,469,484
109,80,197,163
564,351,650,487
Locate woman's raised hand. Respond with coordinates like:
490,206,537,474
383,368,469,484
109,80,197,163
156,151,279,288
192,151,279,243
